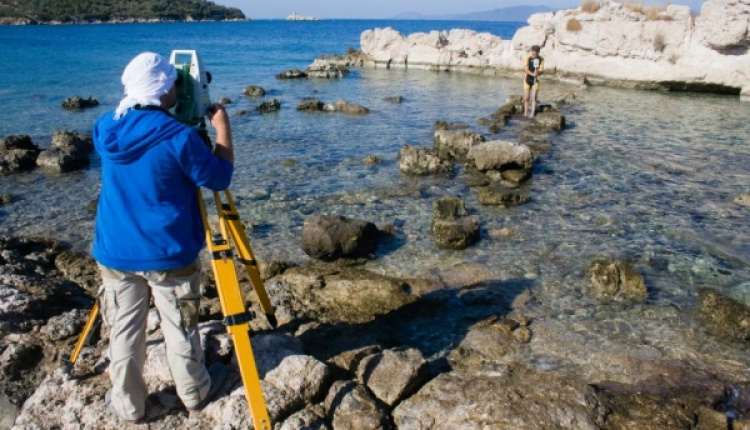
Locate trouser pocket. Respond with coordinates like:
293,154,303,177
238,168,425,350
172,262,202,331
98,265,122,327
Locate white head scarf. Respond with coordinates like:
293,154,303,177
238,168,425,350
114,52,177,119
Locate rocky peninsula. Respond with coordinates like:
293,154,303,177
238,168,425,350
357,0,750,99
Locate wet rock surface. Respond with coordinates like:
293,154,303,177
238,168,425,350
243,85,266,97
36,130,94,173
61,96,99,110
430,196,480,250
0,135,39,175
586,258,647,303
398,145,452,176
2,232,749,429
301,214,380,262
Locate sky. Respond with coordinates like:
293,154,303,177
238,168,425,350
216,0,707,19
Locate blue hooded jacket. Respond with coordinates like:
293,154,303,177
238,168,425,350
92,108,233,271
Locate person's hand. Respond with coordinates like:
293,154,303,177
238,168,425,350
206,103,229,130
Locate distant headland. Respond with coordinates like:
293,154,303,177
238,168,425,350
0,0,246,24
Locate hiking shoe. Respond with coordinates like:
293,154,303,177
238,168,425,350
188,362,228,414
105,389,144,424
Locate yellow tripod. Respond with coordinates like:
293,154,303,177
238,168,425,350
62,188,275,430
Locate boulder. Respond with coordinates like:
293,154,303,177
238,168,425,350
477,188,530,207
243,85,266,97
467,140,533,172
697,288,750,341
333,99,370,115
532,110,566,131
36,130,94,172
298,98,325,112
61,96,99,110
276,69,308,79
398,145,453,175
266,266,416,325
325,381,391,430
301,214,379,261
447,317,528,368
257,98,281,113
356,347,430,406
430,196,480,250
384,95,403,103
0,135,39,175
278,404,328,430
305,58,349,78
586,258,647,303
393,365,605,430
434,129,485,160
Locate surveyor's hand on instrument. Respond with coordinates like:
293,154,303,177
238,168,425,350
206,103,234,165
207,103,229,130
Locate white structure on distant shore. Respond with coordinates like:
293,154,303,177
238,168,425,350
286,12,320,21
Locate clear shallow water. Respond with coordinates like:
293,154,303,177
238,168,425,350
0,21,749,316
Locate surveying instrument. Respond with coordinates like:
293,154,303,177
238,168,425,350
61,50,275,430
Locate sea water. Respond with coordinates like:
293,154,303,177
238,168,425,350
0,20,749,316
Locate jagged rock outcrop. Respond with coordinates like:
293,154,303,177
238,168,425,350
0,135,39,175
36,130,94,173
359,0,750,99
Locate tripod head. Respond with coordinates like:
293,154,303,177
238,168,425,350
169,50,213,144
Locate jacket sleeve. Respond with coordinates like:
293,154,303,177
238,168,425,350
176,130,234,191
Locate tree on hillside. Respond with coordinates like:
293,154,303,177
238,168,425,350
0,0,246,22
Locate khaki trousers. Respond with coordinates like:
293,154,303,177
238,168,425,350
99,261,210,420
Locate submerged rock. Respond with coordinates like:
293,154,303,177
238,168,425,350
61,96,99,110
431,196,480,250
698,288,750,341
243,85,266,97
298,98,325,112
734,193,750,207
398,145,452,176
477,188,531,207
301,214,379,261
257,98,281,113
277,69,308,79
586,258,647,303
333,99,370,115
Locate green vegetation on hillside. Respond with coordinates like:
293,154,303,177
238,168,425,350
0,0,246,23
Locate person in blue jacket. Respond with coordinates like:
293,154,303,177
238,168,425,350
92,52,233,423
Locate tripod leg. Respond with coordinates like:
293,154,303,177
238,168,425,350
198,189,272,430
216,190,277,328
61,300,100,378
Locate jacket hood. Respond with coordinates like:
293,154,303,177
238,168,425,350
94,109,187,164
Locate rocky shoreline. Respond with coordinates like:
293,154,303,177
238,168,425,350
3,84,750,429
354,0,750,100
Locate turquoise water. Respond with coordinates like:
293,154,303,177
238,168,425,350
0,20,749,315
